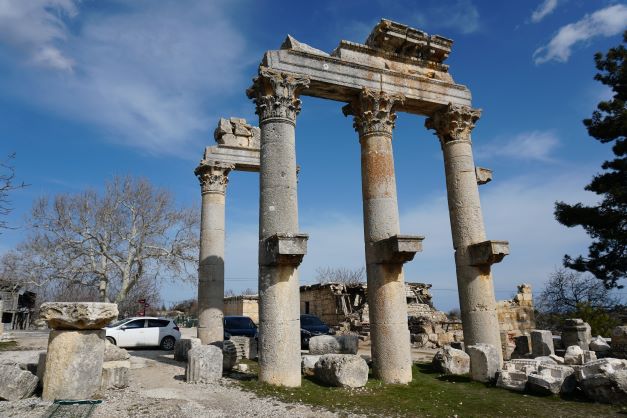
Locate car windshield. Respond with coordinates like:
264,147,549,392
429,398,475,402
301,316,324,326
107,319,129,328
225,317,254,329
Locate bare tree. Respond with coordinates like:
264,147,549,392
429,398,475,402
6,176,198,307
536,268,621,314
315,266,365,286
0,153,27,232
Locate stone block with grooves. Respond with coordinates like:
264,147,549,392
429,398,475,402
579,360,627,404
528,364,576,395
101,360,130,390
186,345,223,383
496,369,527,392
468,343,499,383
174,338,201,362
0,363,38,401
42,329,106,401
314,354,369,388
39,302,118,330
531,330,554,357
432,346,470,375
309,335,359,355
211,340,237,371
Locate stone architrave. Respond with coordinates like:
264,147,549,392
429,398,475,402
40,302,117,401
194,162,233,345
247,67,310,387
426,105,508,365
343,88,423,384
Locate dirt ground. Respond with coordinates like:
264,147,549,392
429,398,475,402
1,329,416,417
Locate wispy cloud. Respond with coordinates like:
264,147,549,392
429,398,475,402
414,0,481,35
0,0,78,71
0,1,250,157
533,4,627,64
475,130,560,162
531,0,560,24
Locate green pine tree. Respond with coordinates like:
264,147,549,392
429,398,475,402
554,31,627,289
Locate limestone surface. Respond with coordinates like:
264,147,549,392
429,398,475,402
580,364,627,404
468,344,499,383
301,355,321,376
528,364,576,395
42,329,106,401
432,346,470,375
308,335,359,355
590,336,611,352
186,345,223,384
314,354,369,388
104,340,130,362
562,318,592,350
564,345,585,365
174,338,201,362
0,364,38,401
39,302,118,330
101,360,130,390
496,369,527,392
531,330,554,357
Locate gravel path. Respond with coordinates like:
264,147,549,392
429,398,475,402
0,348,357,418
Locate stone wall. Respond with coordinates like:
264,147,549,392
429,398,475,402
496,284,535,359
300,286,346,327
223,296,259,324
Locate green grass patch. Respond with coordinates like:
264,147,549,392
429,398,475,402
0,341,18,351
237,362,626,417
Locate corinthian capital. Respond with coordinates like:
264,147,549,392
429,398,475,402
246,67,310,124
425,103,481,144
194,162,235,195
343,88,404,138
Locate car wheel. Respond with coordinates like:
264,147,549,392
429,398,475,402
160,336,176,351
106,337,116,345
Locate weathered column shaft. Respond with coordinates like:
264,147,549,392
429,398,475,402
195,163,233,345
426,104,503,363
247,68,309,387
345,89,413,384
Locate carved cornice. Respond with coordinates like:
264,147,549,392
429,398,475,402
194,162,235,195
425,103,481,144
343,88,404,138
246,67,310,124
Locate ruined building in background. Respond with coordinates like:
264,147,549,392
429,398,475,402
223,295,259,324
496,284,535,359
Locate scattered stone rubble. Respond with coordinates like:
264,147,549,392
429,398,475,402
309,335,359,355
313,354,369,388
432,346,470,375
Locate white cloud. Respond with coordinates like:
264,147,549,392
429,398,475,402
531,0,559,23
415,0,480,35
0,0,78,71
534,4,627,64
475,130,560,162
0,1,250,156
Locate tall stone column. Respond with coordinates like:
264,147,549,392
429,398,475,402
344,89,422,384
426,104,509,364
194,162,233,345
247,67,309,387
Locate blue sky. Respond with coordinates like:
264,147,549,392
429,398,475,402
1,0,626,310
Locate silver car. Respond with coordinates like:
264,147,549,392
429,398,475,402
105,317,181,350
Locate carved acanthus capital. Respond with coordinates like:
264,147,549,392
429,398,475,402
194,162,235,195
246,67,310,124
425,103,481,144
343,88,404,138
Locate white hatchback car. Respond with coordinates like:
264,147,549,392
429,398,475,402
105,317,181,350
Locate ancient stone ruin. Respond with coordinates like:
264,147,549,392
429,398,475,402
196,18,511,387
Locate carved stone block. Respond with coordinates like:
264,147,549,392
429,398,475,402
261,233,308,266
475,167,493,185
468,240,509,266
374,235,424,264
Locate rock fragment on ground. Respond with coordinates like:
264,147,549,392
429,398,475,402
314,354,368,388
468,343,499,383
0,363,38,401
432,346,470,375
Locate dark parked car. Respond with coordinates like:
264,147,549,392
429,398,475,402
224,315,257,338
300,314,334,348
